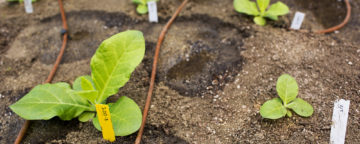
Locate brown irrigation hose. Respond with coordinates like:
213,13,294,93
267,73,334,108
13,0,69,143
135,0,189,143
315,0,351,34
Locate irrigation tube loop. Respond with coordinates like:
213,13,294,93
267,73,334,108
134,0,351,143
315,0,351,34
13,0,69,144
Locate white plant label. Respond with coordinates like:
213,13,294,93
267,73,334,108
330,99,350,144
24,0,33,14
290,12,305,30
147,1,158,23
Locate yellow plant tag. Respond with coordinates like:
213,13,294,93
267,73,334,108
95,104,115,142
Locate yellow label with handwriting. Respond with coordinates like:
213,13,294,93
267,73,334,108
95,104,115,142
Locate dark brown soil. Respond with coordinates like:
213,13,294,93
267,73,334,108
0,0,359,143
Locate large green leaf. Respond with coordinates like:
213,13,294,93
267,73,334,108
91,30,145,104
287,98,314,117
93,96,142,136
254,16,266,26
234,0,260,16
276,74,298,105
9,83,92,120
260,98,287,119
257,0,270,14
264,1,289,18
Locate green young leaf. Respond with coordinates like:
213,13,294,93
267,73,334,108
257,0,270,15
73,76,98,104
78,112,95,122
136,4,148,14
93,96,142,136
73,75,94,91
265,15,278,20
132,0,145,5
74,90,98,104
91,30,145,104
264,1,289,18
254,16,266,26
9,83,92,120
81,77,96,91
287,98,314,117
260,98,287,119
286,109,292,117
234,0,260,16
276,74,298,105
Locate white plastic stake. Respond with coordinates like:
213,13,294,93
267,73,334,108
147,1,158,23
290,12,305,30
330,99,350,144
24,0,33,14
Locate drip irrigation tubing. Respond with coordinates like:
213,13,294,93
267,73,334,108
11,0,350,143
135,0,189,143
134,0,350,143
315,0,351,34
13,0,69,143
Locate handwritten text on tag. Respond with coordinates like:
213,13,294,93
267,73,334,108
95,104,115,142
330,99,350,144
147,1,158,23
290,12,305,30
24,0,33,14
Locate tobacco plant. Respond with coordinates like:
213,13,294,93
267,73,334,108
10,30,145,136
234,0,289,26
260,74,314,119
132,0,158,14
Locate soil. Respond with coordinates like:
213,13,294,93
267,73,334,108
0,0,359,143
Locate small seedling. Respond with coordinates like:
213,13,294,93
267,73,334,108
10,30,145,137
132,0,158,14
260,74,313,119
233,0,289,26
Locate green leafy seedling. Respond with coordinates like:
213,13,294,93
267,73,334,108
132,0,158,14
260,74,314,119
233,0,289,26
10,30,145,137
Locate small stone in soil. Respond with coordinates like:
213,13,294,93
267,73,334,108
212,80,219,85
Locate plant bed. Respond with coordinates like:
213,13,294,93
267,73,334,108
0,0,359,143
